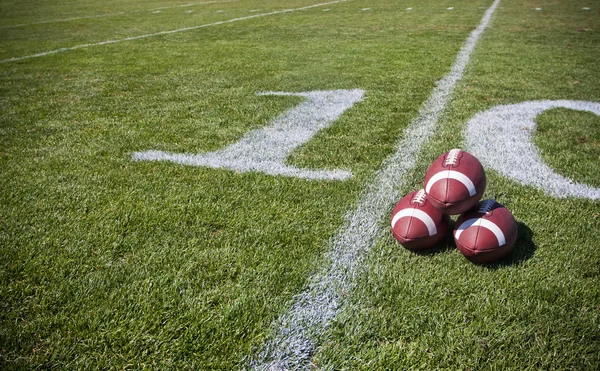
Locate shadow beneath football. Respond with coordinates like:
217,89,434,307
483,221,536,268
411,219,458,256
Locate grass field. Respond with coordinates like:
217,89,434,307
1,0,599,369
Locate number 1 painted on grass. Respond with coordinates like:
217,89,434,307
133,89,364,180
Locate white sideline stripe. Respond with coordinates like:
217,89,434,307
0,1,236,29
0,0,350,64
425,170,476,196
455,218,506,246
249,0,502,369
391,208,437,236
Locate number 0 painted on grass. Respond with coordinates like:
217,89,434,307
133,89,364,180
466,100,600,200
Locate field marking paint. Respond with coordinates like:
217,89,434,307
0,0,350,63
133,90,363,180
466,100,600,200
250,0,502,369
455,218,506,245
0,1,235,29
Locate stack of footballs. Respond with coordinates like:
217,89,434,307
390,148,518,263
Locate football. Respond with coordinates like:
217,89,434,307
424,148,486,215
454,199,518,263
391,189,449,250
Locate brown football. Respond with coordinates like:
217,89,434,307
454,199,518,263
424,148,486,215
391,189,449,250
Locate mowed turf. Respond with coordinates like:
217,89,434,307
0,0,598,370
1,0,493,369
316,0,600,369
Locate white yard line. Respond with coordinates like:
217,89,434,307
249,0,502,369
0,0,350,64
0,1,236,29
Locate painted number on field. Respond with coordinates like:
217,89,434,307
133,89,364,180
466,100,600,200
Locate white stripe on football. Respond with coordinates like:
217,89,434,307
391,208,438,236
454,217,506,246
423,149,486,215
425,170,477,197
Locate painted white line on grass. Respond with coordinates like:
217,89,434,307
0,0,351,64
250,0,502,369
466,100,600,200
133,90,364,180
0,1,235,29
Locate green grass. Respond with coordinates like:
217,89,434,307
535,108,600,188
0,0,488,368
316,0,600,369
1,0,599,369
